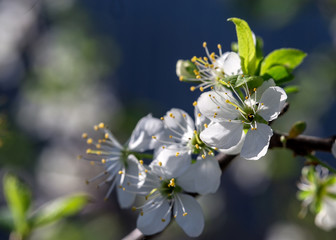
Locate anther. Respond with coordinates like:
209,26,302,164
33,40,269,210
253,88,257,92
104,133,109,139
190,86,196,92
98,122,105,129
82,133,88,139
87,138,93,144
86,149,92,154
195,144,199,149
202,154,206,159
202,42,207,48
140,212,144,216
161,218,166,222
198,113,201,117
183,212,188,217
152,136,157,139
101,159,106,164
93,125,99,131
176,152,180,157
179,76,184,81
132,206,136,211
182,114,186,118
217,44,221,49
118,171,123,175
139,160,144,165
158,162,162,166
96,144,101,149
90,161,95,166
169,135,173,139
200,87,204,92
193,101,197,106
160,117,164,120
204,123,208,128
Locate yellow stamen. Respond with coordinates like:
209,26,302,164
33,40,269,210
82,133,88,139
193,101,197,106
98,122,105,129
101,159,106,164
183,212,188,217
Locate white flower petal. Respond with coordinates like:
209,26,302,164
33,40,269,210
258,86,287,121
200,122,244,150
332,140,336,159
117,187,136,209
174,194,204,237
152,146,191,178
240,123,273,160
117,155,139,208
252,79,275,102
128,114,164,151
194,106,210,131
178,155,221,194
164,108,194,138
215,52,242,76
197,91,239,122
315,198,336,231
137,199,171,236
218,132,246,155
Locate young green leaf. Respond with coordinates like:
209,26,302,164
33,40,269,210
228,18,256,75
28,193,91,229
261,65,294,84
284,85,300,94
260,48,307,75
3,174,31,236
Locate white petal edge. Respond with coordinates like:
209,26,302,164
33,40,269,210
128,114,164,151
137,199,171,236
197,91,239,122
258,86,287,121
200,121,244,150
178,155,222,195
240,123,273,160
174,194,205,237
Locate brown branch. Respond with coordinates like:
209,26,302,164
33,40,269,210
122,131,336,240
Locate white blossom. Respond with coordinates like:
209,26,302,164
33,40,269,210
180,42,242,92
133,161,204,237
197,79,287,160
151,108,222,194
82,114,163,208
298,166,336,231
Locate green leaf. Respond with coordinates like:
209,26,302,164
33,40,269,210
260,48,307,75
262,65,294,84
28,193,91,229
3,174,31,235
228,18,256,75
284,85,300,94
234,75,264,89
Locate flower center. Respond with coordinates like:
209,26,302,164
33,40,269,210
159,178,182,199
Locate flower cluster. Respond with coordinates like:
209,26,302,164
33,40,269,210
79,18,336,237
298,166,336,231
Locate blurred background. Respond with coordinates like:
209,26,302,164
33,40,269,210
0,0,336,239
